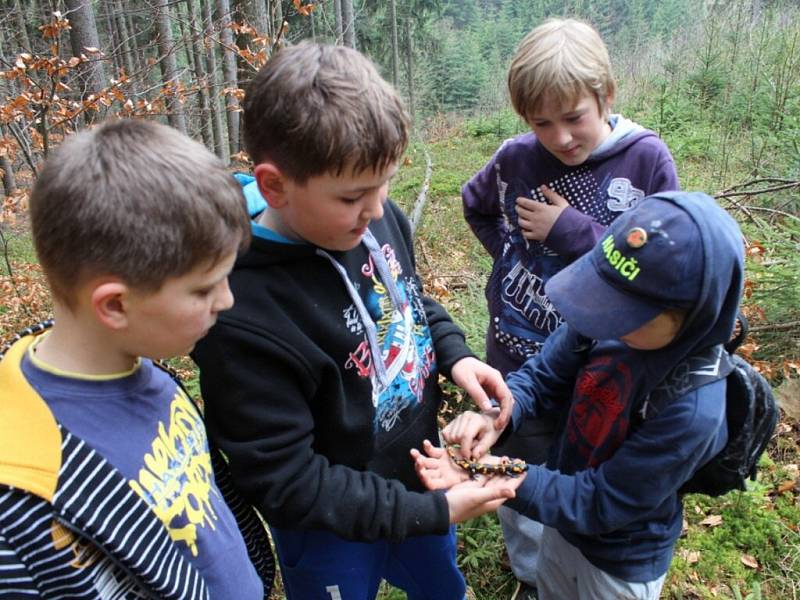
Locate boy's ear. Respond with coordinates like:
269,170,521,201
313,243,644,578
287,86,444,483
254,162,289,209
603,90,616,116
90,280,131,331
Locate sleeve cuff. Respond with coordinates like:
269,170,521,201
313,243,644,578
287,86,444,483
544,207,599,260
403,490,451,537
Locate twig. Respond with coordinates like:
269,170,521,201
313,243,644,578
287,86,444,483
432,272,481,281
715,180,800,199
6,122,38,176
0,227,33,319
749,321,800,333
417,238,432,268
409,145,433,235
742,205,800,224
716,193,759,224
716,189,800,225
718,177,799,194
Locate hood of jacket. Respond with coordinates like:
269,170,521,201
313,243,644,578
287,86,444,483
588,190,745,397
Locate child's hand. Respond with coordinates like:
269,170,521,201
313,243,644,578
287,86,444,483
450,356,514,429
410,440,470,490
442,411,500,459
444,471,525,524
516,185,569,241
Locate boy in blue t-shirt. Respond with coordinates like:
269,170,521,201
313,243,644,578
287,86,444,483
415,191,745,600
0,120,272,599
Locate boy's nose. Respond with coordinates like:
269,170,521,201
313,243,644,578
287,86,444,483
362,187,386,221
553,126,572,147
214,280,235,312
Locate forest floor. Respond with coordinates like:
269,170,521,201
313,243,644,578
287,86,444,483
1,120,798,600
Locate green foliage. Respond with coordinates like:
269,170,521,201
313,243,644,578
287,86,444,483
667,479,800,600
423,22,490,112
740,214,800,361
463,108,526,138
732,581,762,600
457,514,516,596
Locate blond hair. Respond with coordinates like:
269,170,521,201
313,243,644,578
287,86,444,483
508,18,616,122
243,41,409,182
29,119,250,305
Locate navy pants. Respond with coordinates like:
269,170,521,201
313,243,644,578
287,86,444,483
271,525,466,599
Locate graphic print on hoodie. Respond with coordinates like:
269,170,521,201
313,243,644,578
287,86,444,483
342,239,436,433
463,116,679,374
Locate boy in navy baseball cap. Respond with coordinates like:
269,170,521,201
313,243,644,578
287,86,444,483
413,192,745,599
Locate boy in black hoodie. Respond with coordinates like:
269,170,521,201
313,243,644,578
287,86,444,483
192,42,523,600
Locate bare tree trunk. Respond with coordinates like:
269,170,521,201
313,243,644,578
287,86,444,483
1,127,16,196
187,0,214,148
216,0,240,156
102,1,122,74
341,0,355,48
0,29,36,173
251,0,269,37
333,0,343,45
124,2,144,74
751,0,762,23
12,0,33,52
389,0,399,86
177,1,197,78
202,0,229,161
155,0,188,133
273,0,283,36
404,18,414,122
111,0,136,79
64,0,108,125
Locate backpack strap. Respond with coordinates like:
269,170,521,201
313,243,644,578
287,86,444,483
637,344,736,421
724,312,749,354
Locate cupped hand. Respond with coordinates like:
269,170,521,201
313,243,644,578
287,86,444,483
516,185,569,241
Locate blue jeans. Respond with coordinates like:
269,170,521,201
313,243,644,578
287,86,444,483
270,525,466,600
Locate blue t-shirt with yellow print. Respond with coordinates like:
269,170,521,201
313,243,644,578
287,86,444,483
21,338,263,599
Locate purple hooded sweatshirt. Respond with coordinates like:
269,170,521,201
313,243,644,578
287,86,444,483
462,116,679,376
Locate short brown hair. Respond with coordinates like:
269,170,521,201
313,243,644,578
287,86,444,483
243,42,409,182
29,119,250,304
508,18,616,122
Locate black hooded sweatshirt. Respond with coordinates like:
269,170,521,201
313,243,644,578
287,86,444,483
193,199,474,542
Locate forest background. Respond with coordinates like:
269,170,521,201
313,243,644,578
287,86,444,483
0,0,798,598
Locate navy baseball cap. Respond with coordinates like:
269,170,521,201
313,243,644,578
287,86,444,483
545,195,704,339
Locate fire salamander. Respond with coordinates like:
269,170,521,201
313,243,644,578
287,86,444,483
446,445,529,479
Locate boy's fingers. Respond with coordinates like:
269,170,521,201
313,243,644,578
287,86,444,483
515,196,536,210
539,185,568,207
460,377,493,413
473,486,515,508
493,394,513,430
422,440,445,458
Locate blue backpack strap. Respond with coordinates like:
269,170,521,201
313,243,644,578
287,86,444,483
638,344,735,421
640,311,747,420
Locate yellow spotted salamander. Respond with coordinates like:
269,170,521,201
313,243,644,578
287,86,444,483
446,445,529,479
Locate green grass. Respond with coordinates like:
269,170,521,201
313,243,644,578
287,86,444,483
0,226,37,268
